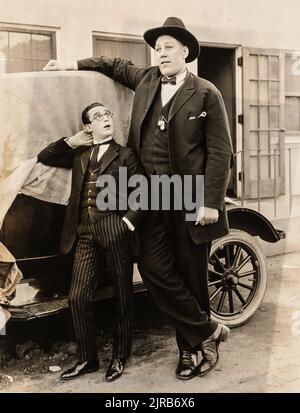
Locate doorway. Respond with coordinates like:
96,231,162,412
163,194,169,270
198,46,237,196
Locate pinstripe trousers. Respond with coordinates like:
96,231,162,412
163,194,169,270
69,213,134,363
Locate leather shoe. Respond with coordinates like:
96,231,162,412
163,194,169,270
105,358,126,382
175,351,198,380
196,324,230,377
60,359,99,380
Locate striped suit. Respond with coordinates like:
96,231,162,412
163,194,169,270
38,138,144,363
70,213,133,362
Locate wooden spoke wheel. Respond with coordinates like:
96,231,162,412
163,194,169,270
209,229,267,328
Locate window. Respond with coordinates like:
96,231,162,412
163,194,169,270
93,34,150,67
285,52,300,133
0,27,56,74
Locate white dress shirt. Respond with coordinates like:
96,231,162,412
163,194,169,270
93,136,113,161
65,135,112,160
161,69,187,107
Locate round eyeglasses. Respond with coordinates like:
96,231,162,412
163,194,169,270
92,111,113,122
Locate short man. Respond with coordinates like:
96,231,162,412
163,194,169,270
44,17,233,379
38,103,144,382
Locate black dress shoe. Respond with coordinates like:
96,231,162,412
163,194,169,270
196,324,230,377
105,358,126,382
60,359,99,381
175,351,198,380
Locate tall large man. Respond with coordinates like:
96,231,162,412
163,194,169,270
44,17,234,380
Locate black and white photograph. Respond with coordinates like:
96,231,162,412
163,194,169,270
0,0,300,397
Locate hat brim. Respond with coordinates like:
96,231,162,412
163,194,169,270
143,26,200,63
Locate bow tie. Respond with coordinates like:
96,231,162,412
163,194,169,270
95,139,113,146
161,75,176,85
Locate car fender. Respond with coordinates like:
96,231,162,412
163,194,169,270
227,207,285,243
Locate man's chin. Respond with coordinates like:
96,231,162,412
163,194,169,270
159,66,173,77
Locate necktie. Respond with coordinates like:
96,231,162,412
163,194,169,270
90,144,100,169
161,75,176,85
90,139,113,167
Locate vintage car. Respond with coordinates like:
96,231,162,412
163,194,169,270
0,194,285,329
0,71,285,330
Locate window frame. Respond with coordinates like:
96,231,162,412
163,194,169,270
284,50,300,136
92,31,151,67
0,23,57,72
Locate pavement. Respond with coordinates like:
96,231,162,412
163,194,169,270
1,251,300,393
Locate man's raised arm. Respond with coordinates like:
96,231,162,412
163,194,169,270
38,131,93,168
43,57,149,91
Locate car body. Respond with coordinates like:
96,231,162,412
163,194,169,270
0,194,284,327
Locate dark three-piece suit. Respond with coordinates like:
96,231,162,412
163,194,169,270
76,56,234,350
38,138,143,362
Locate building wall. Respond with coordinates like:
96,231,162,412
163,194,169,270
1,0,300,62
1,0,299,197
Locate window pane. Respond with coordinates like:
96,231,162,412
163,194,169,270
270,81,279,104
249,106,259,129
32,34,52,60
249,80,258,104
259,81,269,105
259,106,269,129
270,55,279,79
9,32,32,59
0,31,9,56
0,30,55,74
31,59,49,71
249,54,258,78
270,106,279,129
285,53,300,94
249,131,259,151
259,55,268,79
6,58,33,73
94,37,150,67
285,96,300,131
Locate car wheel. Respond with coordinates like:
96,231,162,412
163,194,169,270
208,229,267,328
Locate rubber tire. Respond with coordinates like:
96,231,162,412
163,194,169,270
210,229,268,328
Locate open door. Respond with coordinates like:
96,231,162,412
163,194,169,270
243,48,285,198
198,46,236,196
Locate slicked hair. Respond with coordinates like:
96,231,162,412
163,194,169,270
81,102,105,125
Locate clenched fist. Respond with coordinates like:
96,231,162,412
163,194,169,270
195,207,219,226
43,60,77,71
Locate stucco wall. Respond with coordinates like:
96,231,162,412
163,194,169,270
1,0,300,61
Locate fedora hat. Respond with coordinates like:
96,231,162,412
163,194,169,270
143,17,200,63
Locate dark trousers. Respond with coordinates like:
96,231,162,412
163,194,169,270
138,209,217,351
69,213,133,363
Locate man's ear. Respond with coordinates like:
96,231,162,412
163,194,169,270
83,124,92,132
183,46,189,60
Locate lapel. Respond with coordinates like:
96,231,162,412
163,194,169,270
80,140,120,175
99,140,120,174
141,69,161,124
80,146,93,175
168,72,196,122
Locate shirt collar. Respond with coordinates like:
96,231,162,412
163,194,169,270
176,69,187,84
93,136,114,145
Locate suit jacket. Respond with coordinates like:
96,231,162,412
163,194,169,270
77,57,234,244
38,138,144,254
